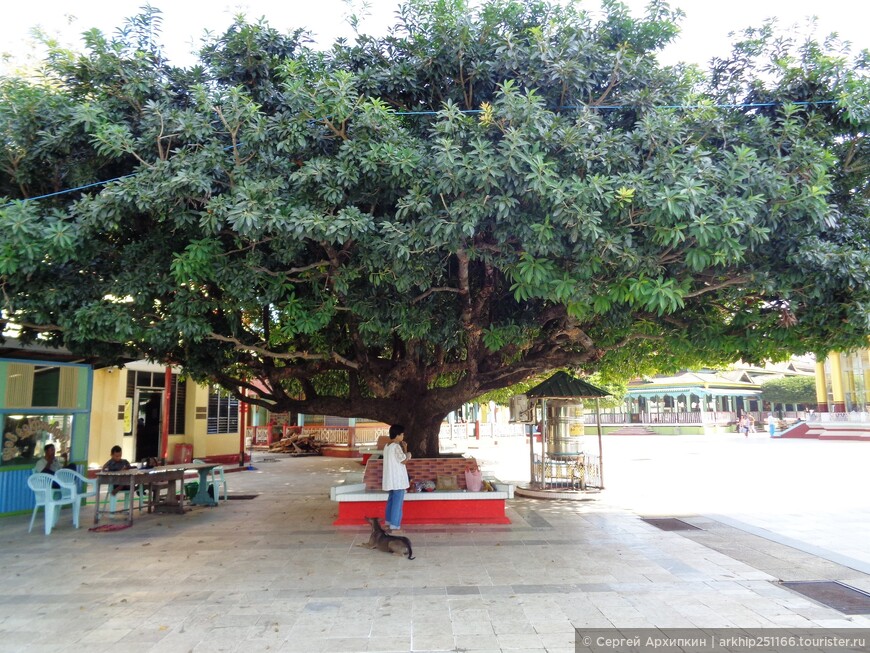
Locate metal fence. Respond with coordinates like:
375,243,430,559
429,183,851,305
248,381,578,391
298,425,389,446
245,426,270,445
583,410,808,426
532,452,601,490
439,422,527,440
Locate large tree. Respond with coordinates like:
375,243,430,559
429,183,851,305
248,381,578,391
760,376,817,406
2,1,869,456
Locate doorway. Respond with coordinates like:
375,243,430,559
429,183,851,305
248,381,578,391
133,389,163,462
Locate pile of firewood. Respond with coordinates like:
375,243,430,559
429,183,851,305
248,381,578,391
267,433,324,456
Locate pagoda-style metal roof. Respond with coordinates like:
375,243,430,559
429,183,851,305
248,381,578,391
526,371,610,399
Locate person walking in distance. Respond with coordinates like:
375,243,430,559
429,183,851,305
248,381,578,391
382,424,411,532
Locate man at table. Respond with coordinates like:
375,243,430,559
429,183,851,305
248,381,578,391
103,445,133,472
103,445,133,494
32,443,74,474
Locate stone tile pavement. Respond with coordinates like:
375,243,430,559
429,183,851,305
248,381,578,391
0,452,868,653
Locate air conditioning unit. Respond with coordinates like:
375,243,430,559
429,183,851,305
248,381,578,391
509,394,533,423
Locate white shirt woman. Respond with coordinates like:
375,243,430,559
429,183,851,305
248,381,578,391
382,426,410,530
382,441,410,491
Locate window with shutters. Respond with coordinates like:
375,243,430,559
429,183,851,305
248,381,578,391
168,376,186,435
207,386,239,434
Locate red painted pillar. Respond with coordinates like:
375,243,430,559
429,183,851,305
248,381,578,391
160,367,172,462
238,391,248,467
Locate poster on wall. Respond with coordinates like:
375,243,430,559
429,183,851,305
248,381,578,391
1,415,73,466
123,398,133,434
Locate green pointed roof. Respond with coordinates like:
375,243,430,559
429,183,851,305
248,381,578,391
526,371,610,399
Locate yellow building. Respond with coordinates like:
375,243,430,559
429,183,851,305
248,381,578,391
1,345,243,518
89,361,242,469
0,346,243,474
815,350,870,413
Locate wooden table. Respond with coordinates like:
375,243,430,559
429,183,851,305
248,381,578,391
143,469,186,514
94,462,220,525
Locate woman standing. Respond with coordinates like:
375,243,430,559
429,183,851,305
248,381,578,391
382,424,411,531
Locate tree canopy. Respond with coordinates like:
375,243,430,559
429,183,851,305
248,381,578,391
760,376,817,405
1,1,869,455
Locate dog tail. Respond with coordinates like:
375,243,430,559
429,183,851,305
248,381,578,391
399,536,415,560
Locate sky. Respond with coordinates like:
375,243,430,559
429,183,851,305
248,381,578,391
1,0,868,74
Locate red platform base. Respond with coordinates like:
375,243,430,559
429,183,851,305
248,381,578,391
334,498,510,526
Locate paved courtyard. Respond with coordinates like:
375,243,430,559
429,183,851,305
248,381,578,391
475,432,870,575
0,433,868,652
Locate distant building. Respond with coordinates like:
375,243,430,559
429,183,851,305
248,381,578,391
598,359,815,435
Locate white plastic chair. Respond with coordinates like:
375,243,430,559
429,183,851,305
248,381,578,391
27,473,79,534
54,469,98,505
193,459,228,501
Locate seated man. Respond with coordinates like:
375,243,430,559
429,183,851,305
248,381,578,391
102,445,132,472
32,443,74,475
102,445,133,495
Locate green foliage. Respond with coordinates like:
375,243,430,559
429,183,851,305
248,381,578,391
1,1,868,454
475,370,626,410
473,375,548,406
760,375,817,404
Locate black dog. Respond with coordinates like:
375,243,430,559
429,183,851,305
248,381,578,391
363,517,415,560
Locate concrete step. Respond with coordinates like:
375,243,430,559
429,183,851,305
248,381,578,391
607,426,658,436
780,422,870,441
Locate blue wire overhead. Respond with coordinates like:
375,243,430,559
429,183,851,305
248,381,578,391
394,99,836,115
1,98,839,209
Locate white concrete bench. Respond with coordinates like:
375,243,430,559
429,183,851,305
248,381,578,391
331,479,514,525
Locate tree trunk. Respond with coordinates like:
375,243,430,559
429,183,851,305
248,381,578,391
401,410,448,458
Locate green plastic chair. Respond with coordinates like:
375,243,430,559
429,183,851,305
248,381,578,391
193,459,228,500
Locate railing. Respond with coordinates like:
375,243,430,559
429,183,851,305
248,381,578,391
533,452,601,489
440,423,471,440
586,411,721,425
581,453,602,488
440,422,527,440
300,426,350,444
353,425,389,445
295,424,389,446
583,411,813,426
810,411,870,423
245,426,271,445
583,413,629,424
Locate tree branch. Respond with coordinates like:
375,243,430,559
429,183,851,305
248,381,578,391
684,276,752,298
249,261,330,277
205,332,359,369
410,286,462,305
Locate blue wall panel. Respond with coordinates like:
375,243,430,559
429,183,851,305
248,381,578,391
0,468,34,514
